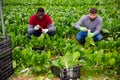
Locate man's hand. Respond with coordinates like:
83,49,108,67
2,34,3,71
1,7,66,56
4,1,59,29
87,30,94,38
42,29,48,34
34,25,40,30
89,33,94,37
80,27,87,31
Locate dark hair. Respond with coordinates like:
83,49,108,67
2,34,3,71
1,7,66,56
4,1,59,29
89,8,98,14
37,7,45,13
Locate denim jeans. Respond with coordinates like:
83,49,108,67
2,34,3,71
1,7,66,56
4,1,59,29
27,30,55,39
76,31,102,43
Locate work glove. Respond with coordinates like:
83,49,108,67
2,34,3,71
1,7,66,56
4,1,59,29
34,25,40,30
80,27,87,31
89,33,94,37
88,30,95,38
87,30,94,38
42,29,48,34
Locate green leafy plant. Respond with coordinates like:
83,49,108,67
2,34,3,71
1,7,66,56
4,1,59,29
52,51,80,68
84,30,95,48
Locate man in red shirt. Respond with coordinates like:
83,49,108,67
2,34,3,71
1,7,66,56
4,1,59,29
27,7,56,39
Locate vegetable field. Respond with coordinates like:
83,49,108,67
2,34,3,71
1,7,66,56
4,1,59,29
1,0,120,80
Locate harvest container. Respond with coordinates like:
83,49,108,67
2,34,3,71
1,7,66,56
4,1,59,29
51,65,81,80
0,35,13,80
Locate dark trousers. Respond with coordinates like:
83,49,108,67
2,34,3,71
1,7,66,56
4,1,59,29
76,31,102,43
27,30,55,39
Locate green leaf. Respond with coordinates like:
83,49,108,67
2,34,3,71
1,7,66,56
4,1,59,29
102,28,110,34
37,33,45,41
88,76,92,80
109,58,115,65
73,51,80,62
47,50,51,59
13,60,17,69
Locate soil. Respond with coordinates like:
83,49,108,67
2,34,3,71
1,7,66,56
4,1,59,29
12,76,118,80
12,76,34,80
12,76,60,80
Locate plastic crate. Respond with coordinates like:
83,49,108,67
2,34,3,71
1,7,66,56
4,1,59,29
51,65,81,80
0,65,13,80
0,36,11,53
0,35,13,80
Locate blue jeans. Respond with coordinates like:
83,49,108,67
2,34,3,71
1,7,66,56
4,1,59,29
76,31,102,43
27,30,55,39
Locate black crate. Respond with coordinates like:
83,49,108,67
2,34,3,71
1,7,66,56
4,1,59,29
0,35,13,80
51,65,81,80
0,65,13,80
60,66,81,80
0,36,11,53
0,48,12,59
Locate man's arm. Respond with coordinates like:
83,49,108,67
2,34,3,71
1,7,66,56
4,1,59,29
28,24,35,33
46,15,56,32
48,23,56,32
74,16,85,30
28,15,36,33
93,17,103,35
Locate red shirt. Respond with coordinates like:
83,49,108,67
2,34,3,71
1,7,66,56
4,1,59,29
29,14,52,31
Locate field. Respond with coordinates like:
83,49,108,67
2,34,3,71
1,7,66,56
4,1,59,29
1,0,120,80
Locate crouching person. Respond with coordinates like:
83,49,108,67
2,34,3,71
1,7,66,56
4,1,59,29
27,7,56,39
75,8,103,44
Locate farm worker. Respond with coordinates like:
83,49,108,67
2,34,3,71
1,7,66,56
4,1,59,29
75,8,103,44
27,7,56,39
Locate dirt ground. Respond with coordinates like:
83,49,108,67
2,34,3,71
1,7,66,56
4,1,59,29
11,76,118,80
12,76,60,80
12,76,34,80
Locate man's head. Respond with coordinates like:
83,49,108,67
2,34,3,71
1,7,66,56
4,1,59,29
89,8,98,21
36,7,45,20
